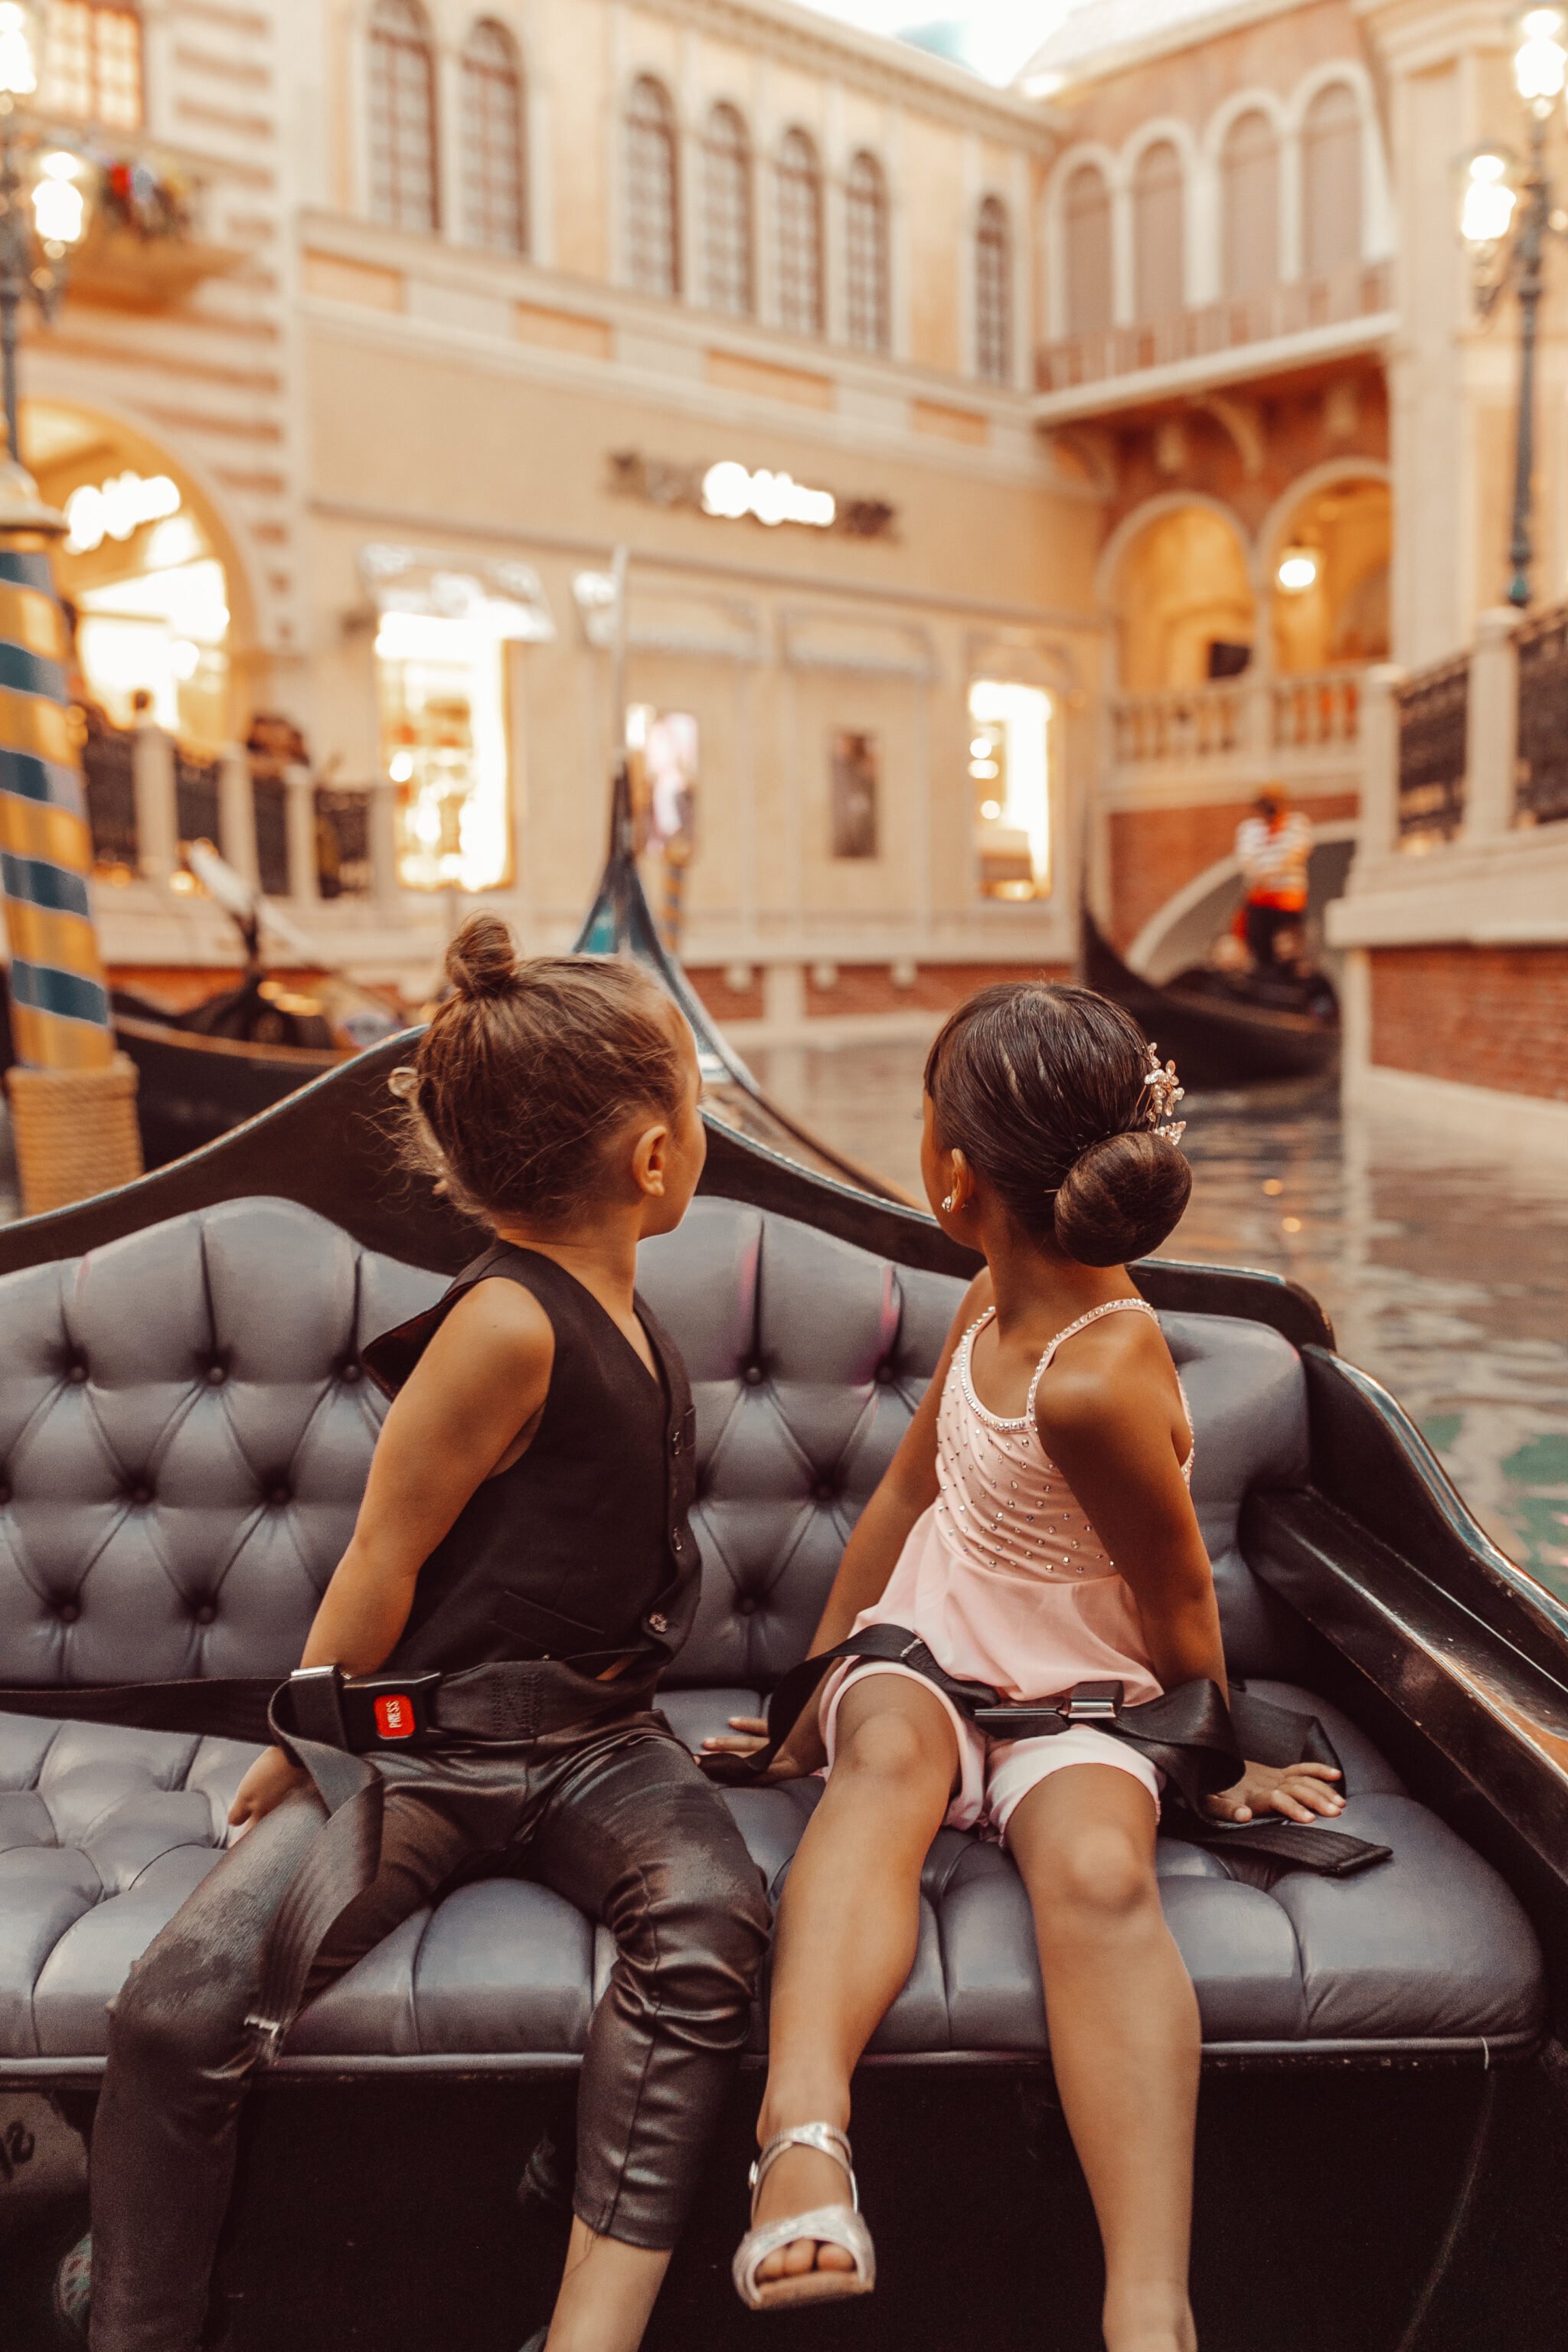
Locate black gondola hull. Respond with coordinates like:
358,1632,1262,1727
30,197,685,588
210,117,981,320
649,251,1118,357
1082,910,1339,1086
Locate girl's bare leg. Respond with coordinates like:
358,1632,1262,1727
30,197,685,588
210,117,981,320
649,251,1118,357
750,1674,958,2284
542,2224,669,2352
1006,1765,1200,2352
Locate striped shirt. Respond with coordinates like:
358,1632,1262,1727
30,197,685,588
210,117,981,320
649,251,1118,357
1236,811,1312,909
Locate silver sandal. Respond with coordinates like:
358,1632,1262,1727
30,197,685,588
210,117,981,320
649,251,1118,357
732,2122,877,2311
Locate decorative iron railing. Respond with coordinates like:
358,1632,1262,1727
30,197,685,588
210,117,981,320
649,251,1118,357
174,748,221,849
315,787,373,898
1037,260,1393,395
1395,655,1468,841
82,719,137,872
1514,603,1568,828
250,770,290,897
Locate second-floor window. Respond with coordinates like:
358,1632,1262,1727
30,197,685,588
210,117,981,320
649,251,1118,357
460,19,527,253
1302,80,1363,276
845,149,889,351
776,127,824,336
1220,109,1279,297
43,0,142,131
1063,161,1112,335
702,101,753,315
1132,140,1184,322
368,0,439,235
975,194,1011,381
626,74,680,296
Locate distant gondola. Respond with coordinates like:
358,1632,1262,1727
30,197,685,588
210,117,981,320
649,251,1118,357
1080,906,1339,1089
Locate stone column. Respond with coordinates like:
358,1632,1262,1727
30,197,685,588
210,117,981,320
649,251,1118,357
1355,662,1406,864
1462,608,1519,844
217,746,259,886
284,763,318,903
132,721,178,884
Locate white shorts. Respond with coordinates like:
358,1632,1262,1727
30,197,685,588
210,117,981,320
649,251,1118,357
818,1659,1161,1845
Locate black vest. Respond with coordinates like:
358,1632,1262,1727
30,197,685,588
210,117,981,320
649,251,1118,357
361,1244,700,1681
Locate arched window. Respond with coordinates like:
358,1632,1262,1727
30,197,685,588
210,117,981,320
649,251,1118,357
626,75,681,296
1063,162,1112,335
702,102,753,315
368,0,438,234
1302,82,1363,276
41,0,142,129
845,150,890,352
460,21,527,253
776,128,824,336
1132,140,1184,322
975,195,1011,382
1220,109,1279,296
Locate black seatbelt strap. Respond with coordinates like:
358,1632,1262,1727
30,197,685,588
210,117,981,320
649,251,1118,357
704,1626,1389,1879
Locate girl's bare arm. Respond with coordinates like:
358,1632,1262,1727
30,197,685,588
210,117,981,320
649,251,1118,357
230,1281,553,1826
706,1272,991,1775
1037,1326,1344,1826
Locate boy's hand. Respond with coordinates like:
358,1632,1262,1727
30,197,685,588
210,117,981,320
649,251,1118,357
228,1746,307,1834
1205,1758,1344,1826
701,1713,770,1760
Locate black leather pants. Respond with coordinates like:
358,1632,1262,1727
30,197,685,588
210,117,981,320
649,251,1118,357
87,1718,770,2352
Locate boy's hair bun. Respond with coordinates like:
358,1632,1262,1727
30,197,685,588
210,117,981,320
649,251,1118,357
1053,1129,1192,1267
445,910,518,1001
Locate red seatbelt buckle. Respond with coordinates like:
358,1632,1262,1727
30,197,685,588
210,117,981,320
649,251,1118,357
342,1670,440,1749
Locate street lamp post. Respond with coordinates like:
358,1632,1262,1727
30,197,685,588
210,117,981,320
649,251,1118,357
0,2,90,467
1462,8,1568,608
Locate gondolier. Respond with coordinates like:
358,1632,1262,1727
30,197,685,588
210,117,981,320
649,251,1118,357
1234,786,1312,972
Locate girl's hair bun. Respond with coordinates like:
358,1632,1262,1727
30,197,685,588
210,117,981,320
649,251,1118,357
1053,1129,1191,1267
445,910,518,1001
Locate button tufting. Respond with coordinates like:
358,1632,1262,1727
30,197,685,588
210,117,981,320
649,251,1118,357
67,1363,88,1386
813,1481,836,1503
268,1485,291,1508
876,1362,896,1385
57,1602,80,1625
340,1362,362,1384
206,1363,227,1386
737,1595,760,1617
742,1364,766,1387
194,1602,216,1625
129,1485,152,1508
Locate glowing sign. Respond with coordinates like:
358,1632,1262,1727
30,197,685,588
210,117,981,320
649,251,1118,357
65,472,182,555
701,460,836,530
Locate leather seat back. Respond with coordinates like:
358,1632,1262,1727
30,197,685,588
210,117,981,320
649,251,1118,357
0,1196,1312,1691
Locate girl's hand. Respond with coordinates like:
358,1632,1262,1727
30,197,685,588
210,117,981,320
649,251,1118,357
228,1746,307,1834
1205,1759,1344,1826
701,1713,770,1760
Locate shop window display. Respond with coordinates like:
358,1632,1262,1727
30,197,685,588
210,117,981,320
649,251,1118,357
970,678,1051,901
626,704,697,949
377,611,513,894
52,469,232,751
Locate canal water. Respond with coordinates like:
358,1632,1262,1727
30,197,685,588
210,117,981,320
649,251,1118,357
753,1043,1568,1604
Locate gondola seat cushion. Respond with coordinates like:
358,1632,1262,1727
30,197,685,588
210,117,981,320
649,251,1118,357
0,1196,1545,2075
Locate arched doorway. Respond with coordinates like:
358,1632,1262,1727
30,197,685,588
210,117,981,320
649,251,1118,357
23,400,246,751
1109,503,1255,691
1267,473,1390,676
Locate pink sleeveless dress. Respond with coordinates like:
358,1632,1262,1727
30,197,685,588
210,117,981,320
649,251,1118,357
819,1298,1194,1841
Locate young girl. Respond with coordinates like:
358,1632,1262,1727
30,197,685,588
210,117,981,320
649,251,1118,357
725,982,1343,2350
78,916,769,2352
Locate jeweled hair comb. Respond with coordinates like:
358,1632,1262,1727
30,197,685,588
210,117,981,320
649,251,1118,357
1142,1044,1187,1145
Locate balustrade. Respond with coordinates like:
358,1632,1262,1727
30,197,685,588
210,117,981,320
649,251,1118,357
83,722,138,874
1271,668,1361,750
1112,666,1364,776
1037,260,1393,396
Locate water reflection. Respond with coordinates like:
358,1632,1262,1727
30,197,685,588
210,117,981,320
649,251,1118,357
753,1044,1568,1601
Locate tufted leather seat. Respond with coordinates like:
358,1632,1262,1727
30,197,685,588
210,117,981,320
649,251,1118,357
0,1196,1544,2075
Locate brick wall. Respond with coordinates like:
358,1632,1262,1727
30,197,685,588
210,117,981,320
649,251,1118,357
1371,944,1568,1103
684,967,766,1023
802,962,1072,1018
1108,793,1361,949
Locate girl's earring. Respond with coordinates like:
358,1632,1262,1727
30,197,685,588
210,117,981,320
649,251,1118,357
942,1192,956,1213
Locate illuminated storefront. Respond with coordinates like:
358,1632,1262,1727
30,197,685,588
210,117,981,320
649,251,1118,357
30,407,234,750
970,678,1053,902
364,545,552,895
